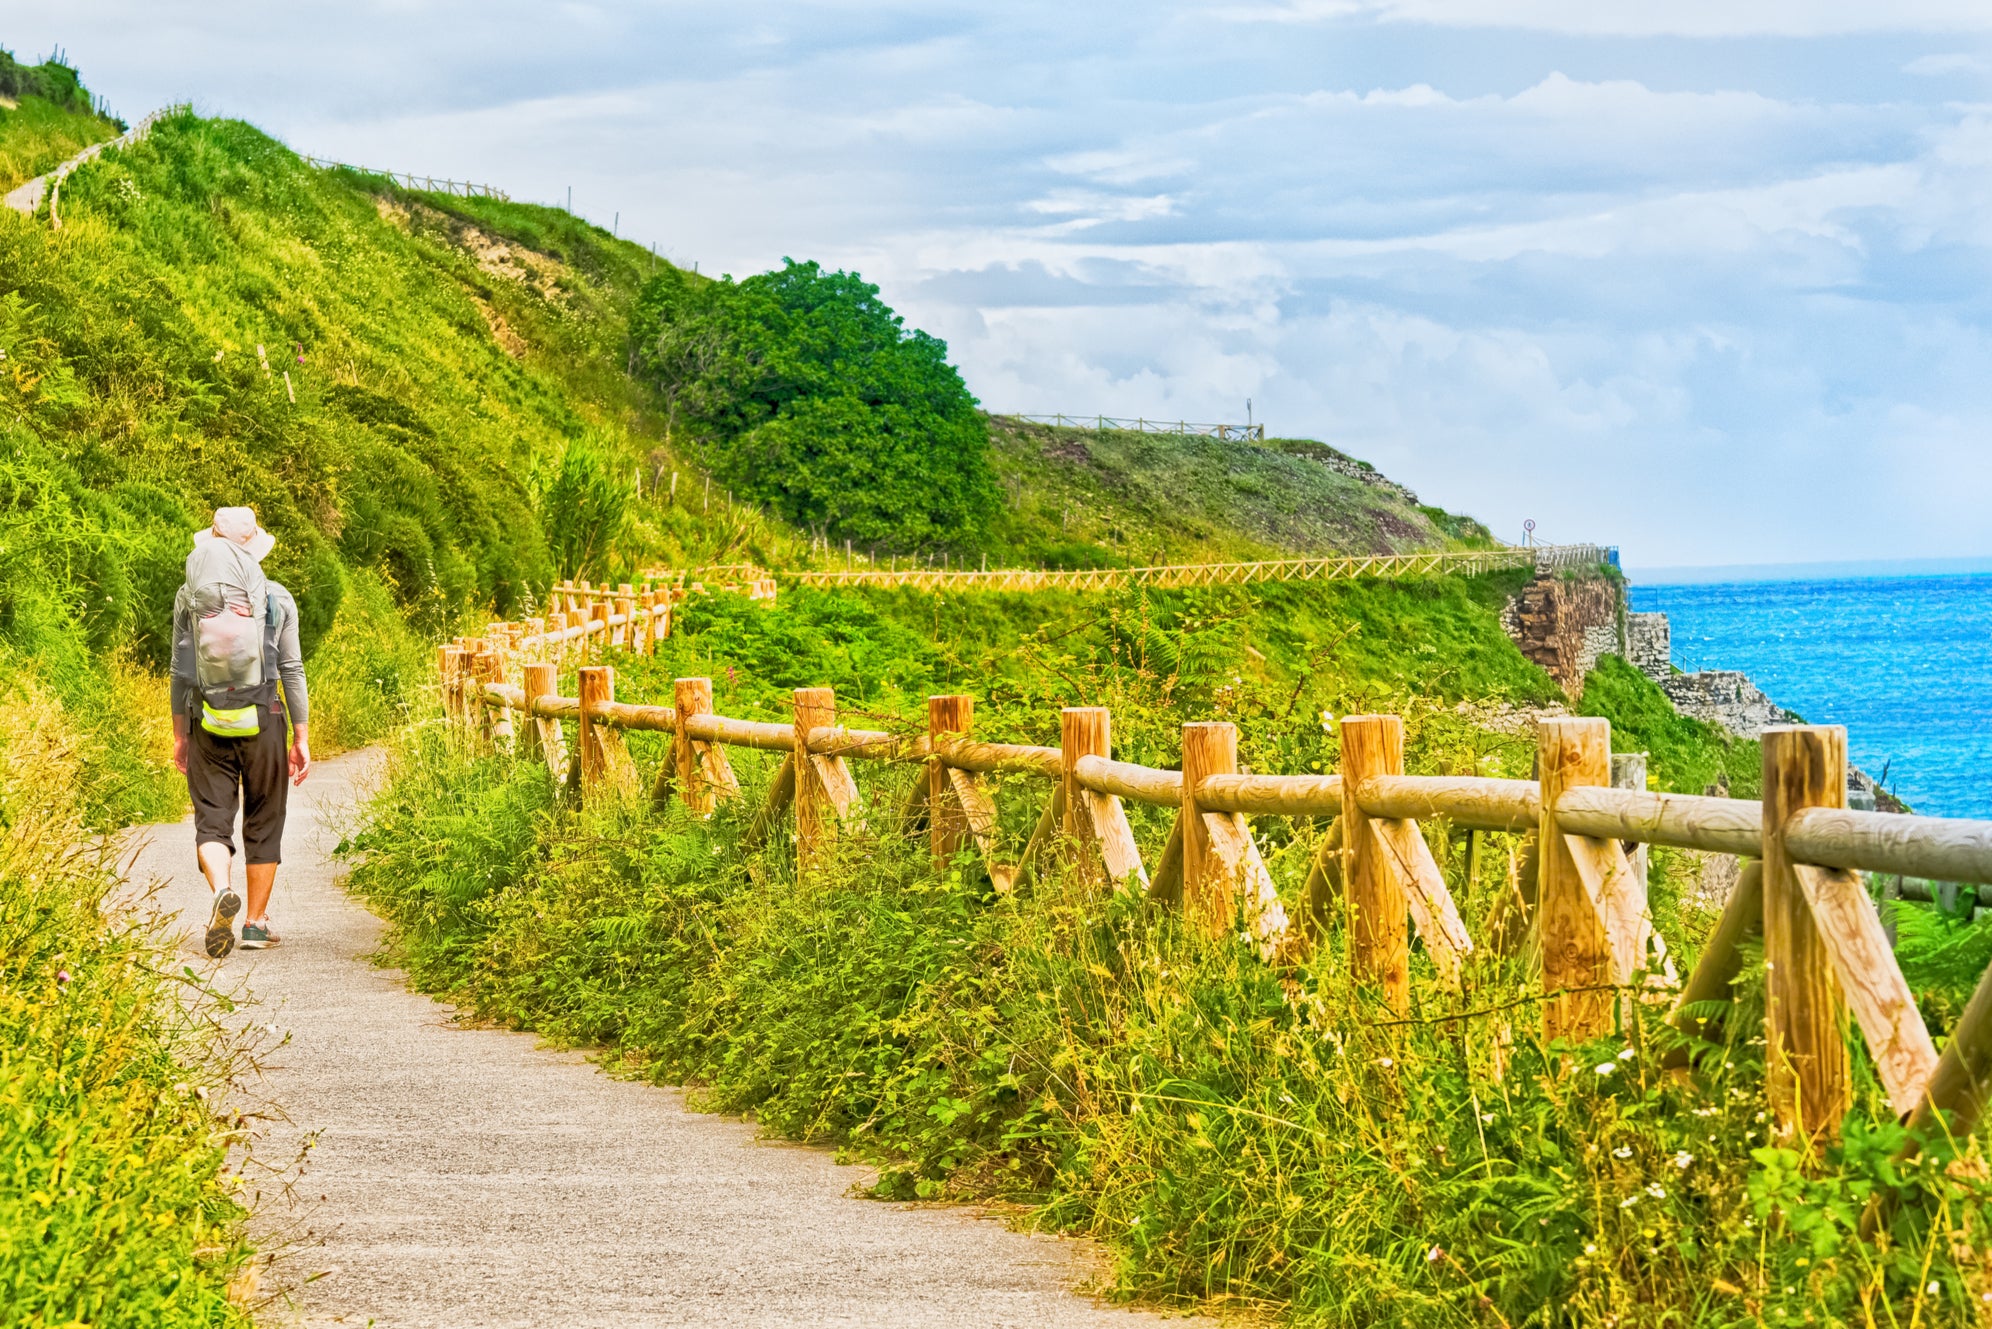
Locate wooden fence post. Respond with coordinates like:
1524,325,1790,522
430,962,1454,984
1539,717,1615,1041
577,666,641,801
669,677,736,815
793,687,837,870
930,695,973,866
1340,715,1408,1012
1181,721,1237,935
1060,707,1110,843
590,601,610,662
1762,725,1852,1143
616,584,635,650
521,661,560,775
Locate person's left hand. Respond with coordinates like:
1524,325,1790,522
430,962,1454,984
289,738,312,785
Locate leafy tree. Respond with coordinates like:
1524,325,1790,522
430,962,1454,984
634,259,998,551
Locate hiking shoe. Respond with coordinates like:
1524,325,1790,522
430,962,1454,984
204,887,241,959
239,921,279,950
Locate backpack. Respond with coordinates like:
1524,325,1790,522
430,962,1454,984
181,538,270,737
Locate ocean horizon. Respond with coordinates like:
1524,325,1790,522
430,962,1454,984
1628,567,1992,819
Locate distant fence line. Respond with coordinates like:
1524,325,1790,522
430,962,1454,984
300,156,510,201
999,413,1266,442
779,543,1614,594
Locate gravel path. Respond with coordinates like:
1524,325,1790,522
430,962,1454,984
134,749,1196,1328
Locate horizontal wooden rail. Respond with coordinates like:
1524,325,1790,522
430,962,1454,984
1787,807,1992,887
1555,786,1763,857
931,739,1063,779
1357,775,1539,831
1198,772,1342,816
683,713,791,752
1074,755,1183,807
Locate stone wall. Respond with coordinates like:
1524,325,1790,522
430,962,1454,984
1658,670,1798,739
1501,573,1623,695
1626,611,1670,681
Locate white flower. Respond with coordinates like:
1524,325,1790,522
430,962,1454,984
1612,1146,1633,1159
1426,1245,1443,1263
1479,1112,1495,1125
1584,1243,1597,1255
1595,1062,1616,1076
1378,1057,1394,1069
1673,1151,1694,1169
1928,1282,1941,1296
1620,1195,1639,1209
1618,1047,1636,1061
1646,1184,1666,1199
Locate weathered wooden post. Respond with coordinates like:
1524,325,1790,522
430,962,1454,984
674,677,718,816
1058,707,1112,879
521,661,560,773
589,601,610,664
1181,720,1238,936
929,695,973,866
793,687,837,870
1539,717,1615,1041
615,584,635,650
577,666,612,797
1340,715,1409,1012
1762,725,1852,1143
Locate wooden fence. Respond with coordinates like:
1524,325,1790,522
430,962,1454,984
604,544,1613,597
1000,413,1266,441
437,595,1992,1153
300,155,511,201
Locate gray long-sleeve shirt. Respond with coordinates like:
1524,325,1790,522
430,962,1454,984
170,581,310,726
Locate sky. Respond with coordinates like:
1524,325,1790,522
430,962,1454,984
9,1,1992,567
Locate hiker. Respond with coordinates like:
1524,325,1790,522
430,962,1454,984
169,506,311,958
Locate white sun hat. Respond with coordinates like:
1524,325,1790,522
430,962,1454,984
193,506,277,562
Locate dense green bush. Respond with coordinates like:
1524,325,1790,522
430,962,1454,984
634,260,999,552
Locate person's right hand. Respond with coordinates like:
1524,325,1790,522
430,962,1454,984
171,734,188,774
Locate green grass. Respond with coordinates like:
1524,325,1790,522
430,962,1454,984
981,417,1492,567
1577,656,1762,798
0,91,119,193
0,683,257,1326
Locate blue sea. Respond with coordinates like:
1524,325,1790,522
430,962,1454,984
1628,572,1992,819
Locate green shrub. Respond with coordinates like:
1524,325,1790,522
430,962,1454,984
634,260,1000,552
1578,656,1761,797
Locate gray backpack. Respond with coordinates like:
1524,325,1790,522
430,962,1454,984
180,539,269,736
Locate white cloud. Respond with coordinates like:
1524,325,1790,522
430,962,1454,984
1216,0,1992,38
15,2,1992,562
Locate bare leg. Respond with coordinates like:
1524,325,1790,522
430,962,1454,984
245,861,278,925
198,840,234,895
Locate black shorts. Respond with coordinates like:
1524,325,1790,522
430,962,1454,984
187,689,290,866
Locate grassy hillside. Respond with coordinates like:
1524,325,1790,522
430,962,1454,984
0,51,120,193
0,104,810,818
982,416,1492,567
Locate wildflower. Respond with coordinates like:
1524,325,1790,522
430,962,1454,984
1646,1183,1666,1199
1929,1282,1941,1296
1426,1245,1443,1263
1617,1046,1635,1061
55,968,71,987
1612,1146,1632,1159
1673,1151,1693,1169
1130,1217,1141,1227
1479,1111,1494,1125
1620,1195,1639,1209
1378,1057,1393,1069
1595,1062,1616,1076
1584,1243,1597,1255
